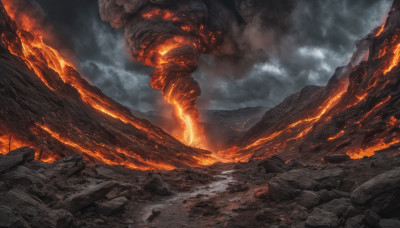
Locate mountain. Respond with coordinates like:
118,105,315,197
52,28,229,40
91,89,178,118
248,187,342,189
0,1,214,170
221,0,400,162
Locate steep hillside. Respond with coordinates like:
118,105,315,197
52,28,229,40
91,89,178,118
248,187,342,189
0,1,214,170
222,0,400,162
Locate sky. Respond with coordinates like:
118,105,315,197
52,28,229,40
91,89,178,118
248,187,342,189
34,0,392,112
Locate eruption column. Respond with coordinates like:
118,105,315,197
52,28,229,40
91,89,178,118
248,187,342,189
100,1,223,148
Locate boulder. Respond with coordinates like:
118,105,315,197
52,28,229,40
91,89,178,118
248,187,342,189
276,168,344,190
257,156,290,173
58,181,118,213
0,189,73,228
305,208,339,228
0,165,48,187
361,210,381,228
96,196,128,216
344,215,363,228
297,190,320,209
50,154,85,178
323,154,350,163
265,178,300,202
255,208,281,222
0,147,35,174
0,205,29,228
317,198,351,217
351,168,400,205
143,175,172,196
380,219,400,228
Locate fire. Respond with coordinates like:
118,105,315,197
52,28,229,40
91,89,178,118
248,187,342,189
134,9,216,149
383,43,400,74
376,24,385,37
35,123,176,170
1,0,216,168
328,130,345,141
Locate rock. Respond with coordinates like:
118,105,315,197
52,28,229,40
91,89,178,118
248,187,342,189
0,189,73,228
317,198,351,217
305,208,339,228
362,210,381,228
147,209,162,222
317,190,349,204
143,175,172,196
297,191,320,209
0,165,48,187
255,208,281,222
95,166,124,180
257,156,290,173
58,181,118,213
344,215,363,228
323,154,350,163
96,196,128,216
0,205,29,228
287,160,307,168
351,168,400,204
380,219,400,228
370,188,400,216
51,154,85,177
0,147,35,174
266,178,300,202
276,168,344,191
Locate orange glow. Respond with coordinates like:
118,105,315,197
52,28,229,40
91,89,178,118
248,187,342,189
36,123,176,170
376,24,385,37
384,43,400,74
328,130,345,141
347,138,400,159
357,96,391,124
1,1,217,169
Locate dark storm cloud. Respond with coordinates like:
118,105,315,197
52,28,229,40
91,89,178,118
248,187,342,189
32,0,391,112
34,0,156,111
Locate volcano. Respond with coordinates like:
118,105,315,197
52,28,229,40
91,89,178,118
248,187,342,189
1,0,400,227
219,0,400,163
0,0,214,170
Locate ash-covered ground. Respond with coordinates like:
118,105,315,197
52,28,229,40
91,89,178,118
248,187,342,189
1,147,400,228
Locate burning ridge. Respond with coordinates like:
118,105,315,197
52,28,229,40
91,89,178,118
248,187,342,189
219,0,400,162
0,0,215,169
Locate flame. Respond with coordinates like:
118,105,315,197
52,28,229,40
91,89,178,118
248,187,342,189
1,0,216,168
376,24,385,37
383,43,400,74
136,10,215,149
328,130,345,141
36,123,176,170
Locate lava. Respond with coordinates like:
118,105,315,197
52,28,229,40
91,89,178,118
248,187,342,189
383,43,400,74
1,0,216,169
328,130,345,141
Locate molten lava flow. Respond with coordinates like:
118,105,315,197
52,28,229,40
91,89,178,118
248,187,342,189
328,130,345,141
35,123,176,170
1,1,217,168
384,43,400,74
1,0,166,141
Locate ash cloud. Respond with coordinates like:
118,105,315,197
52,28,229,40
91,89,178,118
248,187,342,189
29,0,392,112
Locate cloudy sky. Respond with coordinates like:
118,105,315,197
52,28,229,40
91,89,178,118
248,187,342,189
35,0,391,112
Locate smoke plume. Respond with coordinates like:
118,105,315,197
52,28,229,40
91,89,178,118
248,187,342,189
99,0,296,146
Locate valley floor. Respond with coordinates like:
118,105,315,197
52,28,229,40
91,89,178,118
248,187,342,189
1,147,400,228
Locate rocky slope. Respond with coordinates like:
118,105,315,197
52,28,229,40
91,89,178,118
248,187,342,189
1,147,400,227
0,1,213,169
228,0,400,162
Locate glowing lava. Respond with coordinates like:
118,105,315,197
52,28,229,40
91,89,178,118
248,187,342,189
1,0,216,168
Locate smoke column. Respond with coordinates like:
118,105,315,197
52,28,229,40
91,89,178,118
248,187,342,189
99,0,295,148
